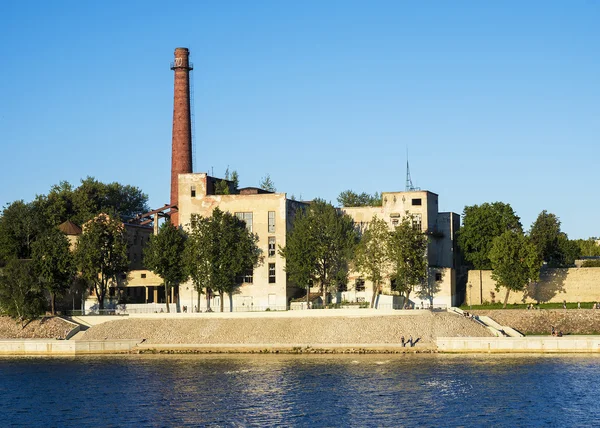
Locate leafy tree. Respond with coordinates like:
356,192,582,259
0,259,46,326
574,238,600,257
144,222,188,312
388,216,428,305
31,227,76,315
337,190,381,207
529,210,580,267
354,216,390,308
0,200,48,263
259,174,276,192
75,213,129,310
38,177,149,226
185,208,261,312
489,230,541,308
214,167,240,195
280,199,358,306
457,202,522,269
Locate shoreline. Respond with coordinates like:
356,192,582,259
2,337,600,356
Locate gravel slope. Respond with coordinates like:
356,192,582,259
0,316,74,339
473,309,600,335
82,312,492,345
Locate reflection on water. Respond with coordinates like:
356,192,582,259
1,354,599,427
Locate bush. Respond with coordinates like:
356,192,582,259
581,260,600,267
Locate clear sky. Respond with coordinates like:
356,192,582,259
1,1,598,238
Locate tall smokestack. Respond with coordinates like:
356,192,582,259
170,47,193,225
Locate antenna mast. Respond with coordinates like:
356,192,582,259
405,152,419,191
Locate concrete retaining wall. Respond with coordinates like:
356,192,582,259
466,268,600,305
0,339,141,355
437,336,600,353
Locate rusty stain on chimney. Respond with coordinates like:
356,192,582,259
170,47,193,225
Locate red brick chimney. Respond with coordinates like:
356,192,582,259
170,47,193,225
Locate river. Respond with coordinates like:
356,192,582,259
1,354,598,427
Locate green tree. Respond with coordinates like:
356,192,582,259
0,200,47,262
457,202,522,269
280,199,358,306
31,227,76,315
489,230,541,308
144,222,188,313
259,174,276,192
214,168,240,195
38,177,149,226
388,216,428,305
75,213,129,310
529,210,580,267
337,190,381,207
185,208,261,312
0,259,46,326
574,238,600,257
354,216,390,308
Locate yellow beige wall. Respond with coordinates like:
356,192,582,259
466,268,600,305
178,173,295,310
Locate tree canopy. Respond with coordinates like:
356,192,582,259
259,174,276,192
337,190,381,207
75,213,129,310
185,208,261,312
388,216,428,305
354,216,390,308
40,177,149,225
529,210,580,267
457,202,522,270
280,199,358,305
0,259,46,325
489,230,541,308
144,221,188,312
0,200,47,262
31,227,76,315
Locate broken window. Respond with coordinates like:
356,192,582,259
268,236,276,257
268,211,275,233
235,212,253,232
355,278,365,292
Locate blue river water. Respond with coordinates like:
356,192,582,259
1,354,599,427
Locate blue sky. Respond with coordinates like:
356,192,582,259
1,1,598,238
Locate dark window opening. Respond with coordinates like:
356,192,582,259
435,273,442,282
269,263,276,283
355,278,365,292
141,273,146,279
412,198,422,206
191,185,196,197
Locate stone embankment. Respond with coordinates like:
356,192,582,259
472,310,600,335
0,316,74,339
81,312,492,347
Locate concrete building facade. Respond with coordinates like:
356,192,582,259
176,173,306,311
340,190,461,308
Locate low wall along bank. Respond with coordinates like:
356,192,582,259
466,268,600,306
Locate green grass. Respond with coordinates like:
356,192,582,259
460,302,599,310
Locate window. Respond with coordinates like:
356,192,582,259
412,214,422,231
435,272,442,282
268,211,275,233
268,236,276,257
269,263,276,283
141,273,146,279
235,212,253,232
338,282,348,292
237,268,253,284
191,185,196,197
412,198,422,206
355,278,365,292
